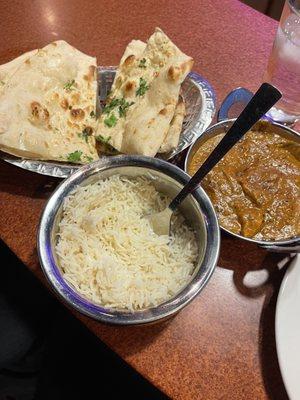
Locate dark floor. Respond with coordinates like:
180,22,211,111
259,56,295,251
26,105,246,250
0,240,169,400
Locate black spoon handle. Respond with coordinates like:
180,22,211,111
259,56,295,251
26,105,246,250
169,83,282,211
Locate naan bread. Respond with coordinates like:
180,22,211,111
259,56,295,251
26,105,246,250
96,28,193,157
98,39,146,150
0,41,98,163
159,97,185,153
0,49,37,93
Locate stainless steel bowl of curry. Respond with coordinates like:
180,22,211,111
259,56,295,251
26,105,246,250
184,89,300,247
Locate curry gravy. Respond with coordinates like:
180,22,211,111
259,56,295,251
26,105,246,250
189,127,300,241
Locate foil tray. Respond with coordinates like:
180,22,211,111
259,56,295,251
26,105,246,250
0,67,216,178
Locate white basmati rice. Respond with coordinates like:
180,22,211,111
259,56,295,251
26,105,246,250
55,175,198,310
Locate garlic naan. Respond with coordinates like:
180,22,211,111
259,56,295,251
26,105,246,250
96,28,193,157
0,49,37,93
159,96,185,153
0,41,98,163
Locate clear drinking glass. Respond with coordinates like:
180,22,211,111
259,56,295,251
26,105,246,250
264,0,300,124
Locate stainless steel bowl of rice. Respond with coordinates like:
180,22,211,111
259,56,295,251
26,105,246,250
38,155,220,325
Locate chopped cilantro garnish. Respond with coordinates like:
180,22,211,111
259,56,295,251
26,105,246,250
96,135,111,144
63,79,75,91
83,127,92,134
102,98,121,114
103,98,134,117
90,110,96,118
138,58,147,68
118,99,134,117
85,155,93,162
77,132,88,143
136,77,149,96
78,127,93,143
67,150,82,163
0,80,4,86
104,113,117,127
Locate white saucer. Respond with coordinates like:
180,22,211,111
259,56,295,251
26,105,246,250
276,255,300,400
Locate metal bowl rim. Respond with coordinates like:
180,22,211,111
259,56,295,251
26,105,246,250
37,155,220,325
184,118,300,247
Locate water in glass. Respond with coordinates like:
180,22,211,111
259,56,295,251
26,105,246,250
264,1,300,123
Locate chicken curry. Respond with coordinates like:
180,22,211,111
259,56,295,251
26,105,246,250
188,124,300,241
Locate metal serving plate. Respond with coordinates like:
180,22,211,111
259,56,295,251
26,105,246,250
0,67,216,178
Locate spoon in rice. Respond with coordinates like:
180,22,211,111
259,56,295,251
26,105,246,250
147,83,282,236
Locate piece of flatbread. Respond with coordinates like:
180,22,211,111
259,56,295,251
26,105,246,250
0,40,98,163
158,97,185,153
106,38,186,155
96,27,193,157
0,49,38,93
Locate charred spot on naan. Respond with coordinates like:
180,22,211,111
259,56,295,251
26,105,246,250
60,98,69,110
168,66,181,82
70,108,85,120
159,104,174,118
123,55,135,68
83,126,93,136
78,126,94,143
29,101,50,127
168,60,193,82
159,108,168,116
51,92,59,102
83,65,96,82
124,81,136,94
147,118,156,127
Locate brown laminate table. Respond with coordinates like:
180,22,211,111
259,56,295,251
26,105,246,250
0,1,290,399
